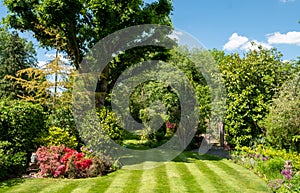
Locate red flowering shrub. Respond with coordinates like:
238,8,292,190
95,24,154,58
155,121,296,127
36,145,66,178
166,121,176,130
36,145,96,178
63,151,93,178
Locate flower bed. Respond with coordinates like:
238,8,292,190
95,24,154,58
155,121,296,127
231,145,300,192
36,145,116,178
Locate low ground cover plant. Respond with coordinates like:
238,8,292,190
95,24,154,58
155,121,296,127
231,145,300,192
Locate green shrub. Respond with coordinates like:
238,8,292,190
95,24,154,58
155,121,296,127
46,105,82,149
37,126,78,149
0,99,46,179
0,141,27,180
212,48,295,147
259,71,300,152
234,145,300,171
256,158,284,180
0,99,46,154
79,107,125,156
97,107,125,143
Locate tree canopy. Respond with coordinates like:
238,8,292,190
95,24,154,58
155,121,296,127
3,0,173,107
3,0,173,69
0,27,37,99
211,45,297,147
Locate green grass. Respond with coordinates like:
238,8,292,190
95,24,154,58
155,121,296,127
0,152,270,193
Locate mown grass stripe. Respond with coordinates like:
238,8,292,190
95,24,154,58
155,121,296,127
153,163,170,193
204,161,246,192
185,162,218,192
194,160,237,193
121,169,143,193
175,163,204,193
1,179,51,193
57,181,80,193
86,175,114,193
104,170,133,193
165,162,187,193
212,160,269,192
70,179,96,193
138,165,157,193
39,179,71,193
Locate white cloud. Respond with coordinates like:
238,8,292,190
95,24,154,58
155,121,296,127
267,31,300,46
223,33,272,51
280,0,295,3
223,33,249,51
241,40,272,51
37,61,47,68
45,53,71,64
167,31,183,41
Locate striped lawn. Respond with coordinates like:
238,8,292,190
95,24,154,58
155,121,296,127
0,152,270,193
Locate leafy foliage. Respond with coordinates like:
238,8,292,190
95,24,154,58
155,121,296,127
3,0,173,107
79,107,125,156
129,80,179,142
259,70,300,151
232,145,300,192
46,105,82,149
37,126,78,149
0,99,46,155
3,0,172,68
212,46,296,147
0,99,46,179
97,107,125,144
6,55,74,106
0,141,27,180
127,47,212,145
0,28,37,99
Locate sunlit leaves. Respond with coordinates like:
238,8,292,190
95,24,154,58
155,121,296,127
212,46,296,147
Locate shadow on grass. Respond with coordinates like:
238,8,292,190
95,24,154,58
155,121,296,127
120,137,229,167
0,178,25,188
119,150,226,168
171,151,224,163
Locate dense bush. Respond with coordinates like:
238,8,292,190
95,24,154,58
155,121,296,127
0,28,37,99
232,145,300,192
0,141,27,180
37,126,78,149
97,107,125,143
78,107,125,156
129,80,180,142
0,99,46,179
46,105,82,149
0,100,46,154
212,47,295,147
36,145,115,178
259,71,300,152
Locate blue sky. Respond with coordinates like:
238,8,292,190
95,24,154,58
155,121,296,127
170,0,300,60
1,0,299,62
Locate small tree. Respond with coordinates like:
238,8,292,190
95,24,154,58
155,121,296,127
260,70,300,151
6,54,74,106
0,28,37,99
212,46,296,147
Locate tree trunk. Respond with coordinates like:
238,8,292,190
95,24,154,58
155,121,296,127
95,64,110,108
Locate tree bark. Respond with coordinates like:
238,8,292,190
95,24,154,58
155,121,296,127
95,64,110,108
